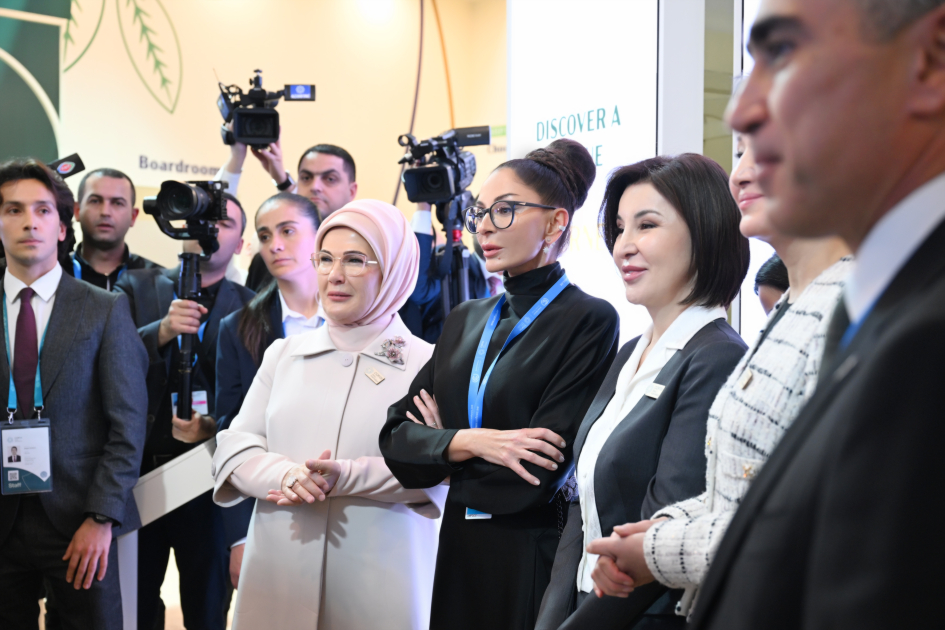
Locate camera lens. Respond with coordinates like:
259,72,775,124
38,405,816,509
157,181,209,220
423,173,443,192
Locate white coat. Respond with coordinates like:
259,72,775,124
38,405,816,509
212,315,445,630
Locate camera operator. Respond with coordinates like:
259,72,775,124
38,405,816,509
216,133,466,341
68,168,163,290
114,193,252,630
0,158,148,630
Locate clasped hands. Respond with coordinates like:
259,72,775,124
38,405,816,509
267,450,342,505
586,517,667,598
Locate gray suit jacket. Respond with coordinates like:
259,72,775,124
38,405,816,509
0,271,149,543
537,319,747,630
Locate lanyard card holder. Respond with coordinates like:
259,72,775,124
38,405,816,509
1,417,52,495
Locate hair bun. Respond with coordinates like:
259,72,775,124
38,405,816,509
525,138,596,210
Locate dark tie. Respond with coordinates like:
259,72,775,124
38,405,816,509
13,288,38,418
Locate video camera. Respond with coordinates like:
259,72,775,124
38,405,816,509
143,179,230,421
143,180,228,257
398,126,490,210
217,69,315,148
397,126,491,316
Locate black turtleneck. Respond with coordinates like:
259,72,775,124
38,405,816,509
380,261,619,630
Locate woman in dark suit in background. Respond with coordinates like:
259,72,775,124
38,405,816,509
214,192,321,588
380,139,620,630
536,154,749,630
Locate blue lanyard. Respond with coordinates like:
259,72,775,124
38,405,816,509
71,255,126,284
3,292,49,420
467,274,570,429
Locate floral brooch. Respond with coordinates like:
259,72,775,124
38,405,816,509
375,336,407,365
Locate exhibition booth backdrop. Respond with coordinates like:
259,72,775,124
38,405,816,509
1,0,773,345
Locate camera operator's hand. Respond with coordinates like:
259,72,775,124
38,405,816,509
171,410,217,443
250,128,289,186
222,121,247,175
158,299,208,348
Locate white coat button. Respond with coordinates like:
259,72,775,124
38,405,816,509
339,353,354,367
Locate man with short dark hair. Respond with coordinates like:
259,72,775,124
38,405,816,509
0,158,148,629
679,0,945,628
115,194,252,630
70,168,162,290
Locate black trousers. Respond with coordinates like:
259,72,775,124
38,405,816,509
0,496,122,630
137,489,230,630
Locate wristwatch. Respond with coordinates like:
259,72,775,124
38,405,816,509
275,172,295,191
89,513,113,525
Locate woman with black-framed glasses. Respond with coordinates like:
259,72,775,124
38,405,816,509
380,139,620,630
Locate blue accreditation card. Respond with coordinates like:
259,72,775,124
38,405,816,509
465,507,492,520
1,418,52,495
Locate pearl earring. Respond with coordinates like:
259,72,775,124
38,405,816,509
557,225,566,232
543,238,552,254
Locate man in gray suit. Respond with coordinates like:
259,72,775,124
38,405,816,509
0,158,148,629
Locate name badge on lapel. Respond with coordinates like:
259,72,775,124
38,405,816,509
465,507,492,520
644,383,665,399
365,368,385,385
1,418,52,495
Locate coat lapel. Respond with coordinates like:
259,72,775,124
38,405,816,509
204,280,240,350
39,274,87,402
574,339,638,461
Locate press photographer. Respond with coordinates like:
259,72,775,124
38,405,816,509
114,182,252,630
397,126,495,339
68,168,163,290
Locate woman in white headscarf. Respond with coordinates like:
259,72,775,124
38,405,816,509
211,200,445,630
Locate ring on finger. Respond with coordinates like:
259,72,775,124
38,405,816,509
286,475,299,489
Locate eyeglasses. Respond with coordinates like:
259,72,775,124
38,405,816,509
311,252,379,277
463,201,558,234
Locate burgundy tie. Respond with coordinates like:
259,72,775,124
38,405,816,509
13,288,38,418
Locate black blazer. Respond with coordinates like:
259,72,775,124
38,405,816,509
213,292,283,547
538,318,747,630
0,272,149,541
114,266,255,428
690,219,945,630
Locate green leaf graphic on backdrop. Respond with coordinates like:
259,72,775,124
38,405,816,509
63,0,106,72
116,0,182,113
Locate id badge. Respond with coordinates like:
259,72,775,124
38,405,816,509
1,418,52,495
465,507,492,520
171,391,209,417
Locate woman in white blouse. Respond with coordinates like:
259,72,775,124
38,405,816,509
586,138,851,620
535,154,750,630
211,199,446,630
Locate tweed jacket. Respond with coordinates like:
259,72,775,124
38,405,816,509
644,257,853,616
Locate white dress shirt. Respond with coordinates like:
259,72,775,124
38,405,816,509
575,305,727,593
845,172,945,323
4,264,62,364
279,290,325,336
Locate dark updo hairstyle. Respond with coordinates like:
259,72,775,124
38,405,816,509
496,138,596,253
237,192,322,365
0,158,76,267
599,154,749,308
